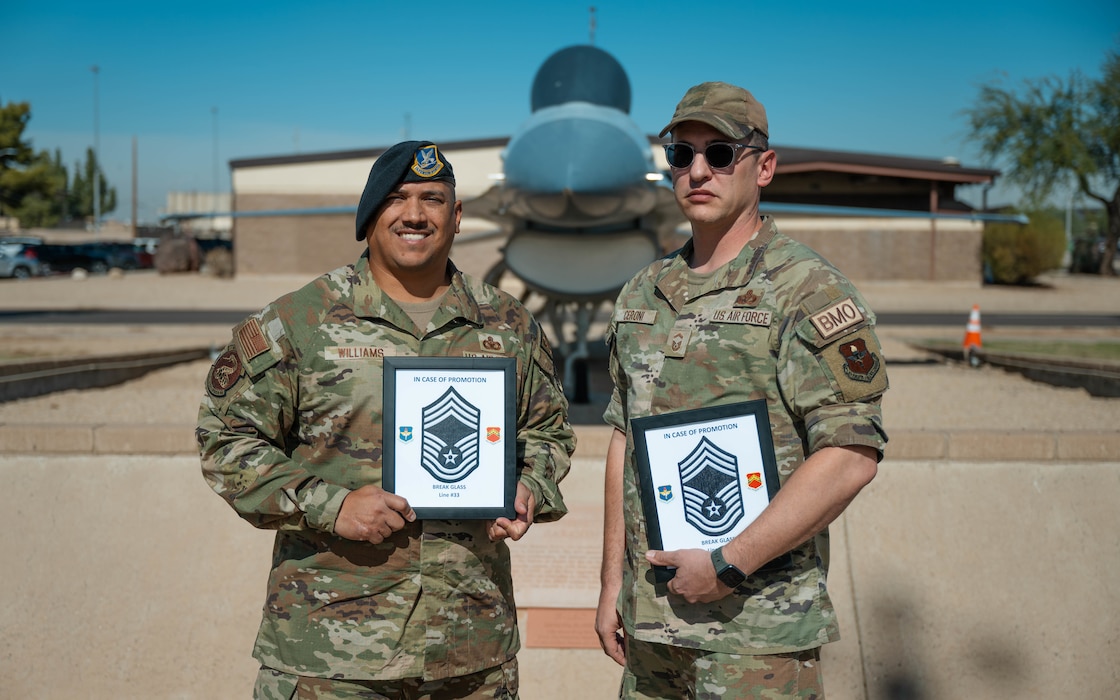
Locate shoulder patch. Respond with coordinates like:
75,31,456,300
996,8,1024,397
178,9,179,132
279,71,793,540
236,318,270,360
808,297,865,341
206,350,243,397
820,330,889,401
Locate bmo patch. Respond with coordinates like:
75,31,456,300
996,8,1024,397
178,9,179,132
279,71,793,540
207,350,243,397
808,297,865,340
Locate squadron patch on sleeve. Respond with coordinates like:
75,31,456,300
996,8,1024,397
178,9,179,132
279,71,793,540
839,338,880,382
207,350,243,397
820,330,889,401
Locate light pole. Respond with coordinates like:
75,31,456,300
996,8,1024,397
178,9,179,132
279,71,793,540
91,65,100,235
212,106,219,229
211,105,218,197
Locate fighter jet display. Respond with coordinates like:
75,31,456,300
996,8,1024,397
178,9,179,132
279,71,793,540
464,45,683,400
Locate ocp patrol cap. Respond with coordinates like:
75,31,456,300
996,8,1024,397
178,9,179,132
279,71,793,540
355,141,457,241
659,82,769,140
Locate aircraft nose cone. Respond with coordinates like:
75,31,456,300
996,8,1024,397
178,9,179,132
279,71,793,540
504,103,652,193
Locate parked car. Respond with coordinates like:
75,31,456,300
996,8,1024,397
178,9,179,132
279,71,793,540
195,237,233,255
34,243,116,275
133,237,160,266
0,244,48,279
90,241,149,270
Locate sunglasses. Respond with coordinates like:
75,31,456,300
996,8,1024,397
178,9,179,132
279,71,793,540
663,142,765,169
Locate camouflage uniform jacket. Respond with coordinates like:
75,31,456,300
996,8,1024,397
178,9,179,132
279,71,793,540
197,252,574,681
603,218,888,654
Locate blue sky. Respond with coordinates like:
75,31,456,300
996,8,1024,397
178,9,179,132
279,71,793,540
5,0,1119,223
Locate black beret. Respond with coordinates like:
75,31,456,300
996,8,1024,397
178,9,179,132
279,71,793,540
354,141,457,241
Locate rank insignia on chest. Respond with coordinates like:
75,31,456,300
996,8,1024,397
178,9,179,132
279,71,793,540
658,485,674,502
478,332,505,353
486,426,502,443
664,325,692,358
735,289,762,307
399,426,414,443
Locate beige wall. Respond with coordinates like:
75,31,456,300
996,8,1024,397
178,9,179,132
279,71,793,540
234,194,357,275
229,144,984,282
779,216,983,283
234,205,985,283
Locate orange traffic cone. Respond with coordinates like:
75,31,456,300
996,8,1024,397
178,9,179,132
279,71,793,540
962,304,982,366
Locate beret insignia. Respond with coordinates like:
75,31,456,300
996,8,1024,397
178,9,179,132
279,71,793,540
411,145,446,178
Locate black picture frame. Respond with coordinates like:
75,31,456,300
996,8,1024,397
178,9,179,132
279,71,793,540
383,357,517,519
631,400,782,582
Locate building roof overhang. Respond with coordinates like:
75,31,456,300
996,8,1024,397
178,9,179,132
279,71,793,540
771,145,997,184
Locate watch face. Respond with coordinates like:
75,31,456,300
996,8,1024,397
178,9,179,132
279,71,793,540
718,566,746,589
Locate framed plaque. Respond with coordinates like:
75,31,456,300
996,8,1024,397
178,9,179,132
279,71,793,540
383,357,516,519
631,400,783,581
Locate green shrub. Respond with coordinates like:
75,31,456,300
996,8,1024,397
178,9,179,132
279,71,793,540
982,210,1066,284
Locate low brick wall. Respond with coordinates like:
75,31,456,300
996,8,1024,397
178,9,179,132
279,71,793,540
777,216,983,283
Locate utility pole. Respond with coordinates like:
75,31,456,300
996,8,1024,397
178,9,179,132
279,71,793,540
91,65,100,236
589,6,597,45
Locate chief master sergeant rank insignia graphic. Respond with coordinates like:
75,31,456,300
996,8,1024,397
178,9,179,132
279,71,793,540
421,386,481,483
678,437,745,537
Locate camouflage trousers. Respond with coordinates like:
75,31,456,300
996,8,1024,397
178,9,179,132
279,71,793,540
253,659,518,700
620,638,823,699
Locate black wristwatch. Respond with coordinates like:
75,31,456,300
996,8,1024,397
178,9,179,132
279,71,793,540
711,546,746,590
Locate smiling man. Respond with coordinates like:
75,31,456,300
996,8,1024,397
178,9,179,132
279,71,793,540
596,83,889,698
198,141,574,699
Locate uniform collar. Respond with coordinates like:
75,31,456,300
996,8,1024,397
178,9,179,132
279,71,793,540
352,252,484,330
656,217,777,305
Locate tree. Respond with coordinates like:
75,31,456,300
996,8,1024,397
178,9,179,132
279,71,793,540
983,209,1066,284
965,50,1120,275
69,146,117,224
0,101,69,228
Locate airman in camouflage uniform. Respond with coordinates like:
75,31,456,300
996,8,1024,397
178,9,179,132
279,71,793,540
198,141,574,699
596,84,888,699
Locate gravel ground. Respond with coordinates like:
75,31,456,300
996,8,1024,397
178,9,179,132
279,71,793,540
1,235,1118,432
